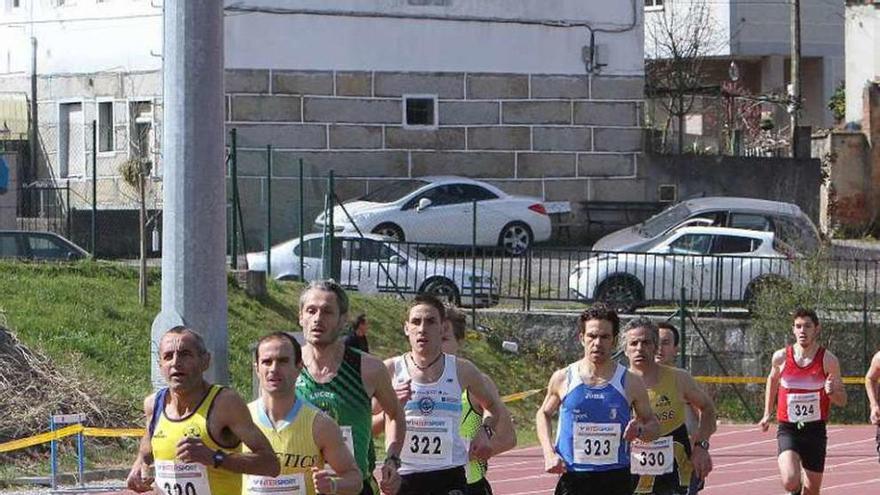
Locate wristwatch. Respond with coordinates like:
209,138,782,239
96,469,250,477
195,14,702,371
694,440,710,451
212,450,227,468
384,453,401,469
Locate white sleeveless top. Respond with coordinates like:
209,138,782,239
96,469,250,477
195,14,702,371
391,353,469,475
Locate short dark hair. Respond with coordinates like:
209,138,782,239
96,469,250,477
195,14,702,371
163,326,208,355
578,303,620,337
410,294,447,321
658,322,680,346
792,307,819,326
254,331,302,365
300,279,350,316
353,313,367,329
446,306,467,342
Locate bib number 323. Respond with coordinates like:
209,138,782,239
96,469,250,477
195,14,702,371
573,423,621,465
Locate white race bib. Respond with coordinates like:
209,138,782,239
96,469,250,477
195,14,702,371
787,392,821,423
155,461,211,495
573,422,621,466
340,426,354,455
631,436,675,475
401,416,453,466
244,473,306,495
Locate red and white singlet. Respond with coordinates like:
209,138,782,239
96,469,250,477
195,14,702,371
776,346,830,424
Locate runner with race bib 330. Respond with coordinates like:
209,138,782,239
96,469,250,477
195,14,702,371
536,304,660,495
622,318,716,495
759,308,847,495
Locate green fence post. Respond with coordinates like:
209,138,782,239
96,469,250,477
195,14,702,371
299,159,305,281
230,128,238,269
266,144,272,278
91,120,97,256
471,199,477,328
679,286,687,369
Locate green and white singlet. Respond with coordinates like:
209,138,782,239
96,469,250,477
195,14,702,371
460,391,488,484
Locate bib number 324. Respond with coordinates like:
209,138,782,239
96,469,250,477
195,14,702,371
787,392,821,423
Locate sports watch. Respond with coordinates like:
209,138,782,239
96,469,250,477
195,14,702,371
212,449,227,468
694,440,710,451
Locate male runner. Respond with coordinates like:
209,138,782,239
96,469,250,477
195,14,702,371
295,280,405,495
126,327,280,495
759,308,847,495
864,350,880,460
656,323,681,368
246,331,362,495
622,317,716,495
536,304,659,495
384,295,505,495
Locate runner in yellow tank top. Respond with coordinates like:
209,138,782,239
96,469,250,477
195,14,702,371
125,327,280,495
622,318,716,495
245,332,362,495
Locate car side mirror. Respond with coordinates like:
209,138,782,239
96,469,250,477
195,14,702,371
416,197,432,212
389,255,405,265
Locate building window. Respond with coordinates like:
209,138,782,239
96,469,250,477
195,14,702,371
403,95,438,129
130,100,154,163
645,0,664,11
98,101,114,152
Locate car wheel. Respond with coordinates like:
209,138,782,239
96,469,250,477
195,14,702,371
595,275,643,313
372,223,405,242
421,277,461,306
744,276,791,312
499,222,533,256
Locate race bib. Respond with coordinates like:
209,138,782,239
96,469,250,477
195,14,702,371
401,416,453,466
155,461,211,495
631,436,674,475
244,474,306,495
340,426,354,455
787,392,821,423
573,422,621,466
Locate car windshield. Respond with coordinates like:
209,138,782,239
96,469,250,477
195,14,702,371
639,203,692,237
359,179,430,203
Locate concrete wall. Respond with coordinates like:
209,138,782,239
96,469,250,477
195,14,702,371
0,153,18,229
845,4,880,125
641,154,822,222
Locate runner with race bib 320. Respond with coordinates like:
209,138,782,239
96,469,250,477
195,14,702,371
759,308,847,495
536,304,660,495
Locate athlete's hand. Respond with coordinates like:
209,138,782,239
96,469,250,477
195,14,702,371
175,437,214,466
469,427,493,461
622,419,642,442
543,451,566,474
125,462,153,492
690,444,713,479
393,380,412,404
758,414,772,432
871,405,880,425
311,468,338,495
379,461,401,495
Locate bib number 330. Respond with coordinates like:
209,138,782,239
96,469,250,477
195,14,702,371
155,461,211,495
631,436,674,476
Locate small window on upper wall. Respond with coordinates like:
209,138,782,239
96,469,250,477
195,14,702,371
645,0,664,11
403,95,438,129
98,101,114,152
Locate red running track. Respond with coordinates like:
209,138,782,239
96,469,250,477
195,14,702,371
485,424,880,495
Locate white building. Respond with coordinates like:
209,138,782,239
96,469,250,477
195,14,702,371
645,0,844,133
845,0,880,125
0,0,646,250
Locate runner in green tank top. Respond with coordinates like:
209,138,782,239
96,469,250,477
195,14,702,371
295,280,406,495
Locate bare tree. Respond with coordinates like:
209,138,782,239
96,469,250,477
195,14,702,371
645,0,721,153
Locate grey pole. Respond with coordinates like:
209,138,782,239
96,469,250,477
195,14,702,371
151,0,228,387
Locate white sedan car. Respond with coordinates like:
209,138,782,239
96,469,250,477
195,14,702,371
314,176,551,255
569,227,793,311
247,233,498,307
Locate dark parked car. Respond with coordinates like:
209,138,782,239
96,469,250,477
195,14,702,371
0,230,89,261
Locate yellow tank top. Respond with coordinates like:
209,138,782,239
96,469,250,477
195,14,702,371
243,399,323,495
151,385,242,495
634,365,694,494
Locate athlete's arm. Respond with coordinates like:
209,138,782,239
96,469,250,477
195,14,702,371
536,369,566,474
126,393,156,492
866,352,880,425
177,389,280,477
313,412,364,495
366,355,404,495
759,349,784,431
823,350,847,407
458,358,507,460
624,371,660,443
678,370,716,479
480,374,517,455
